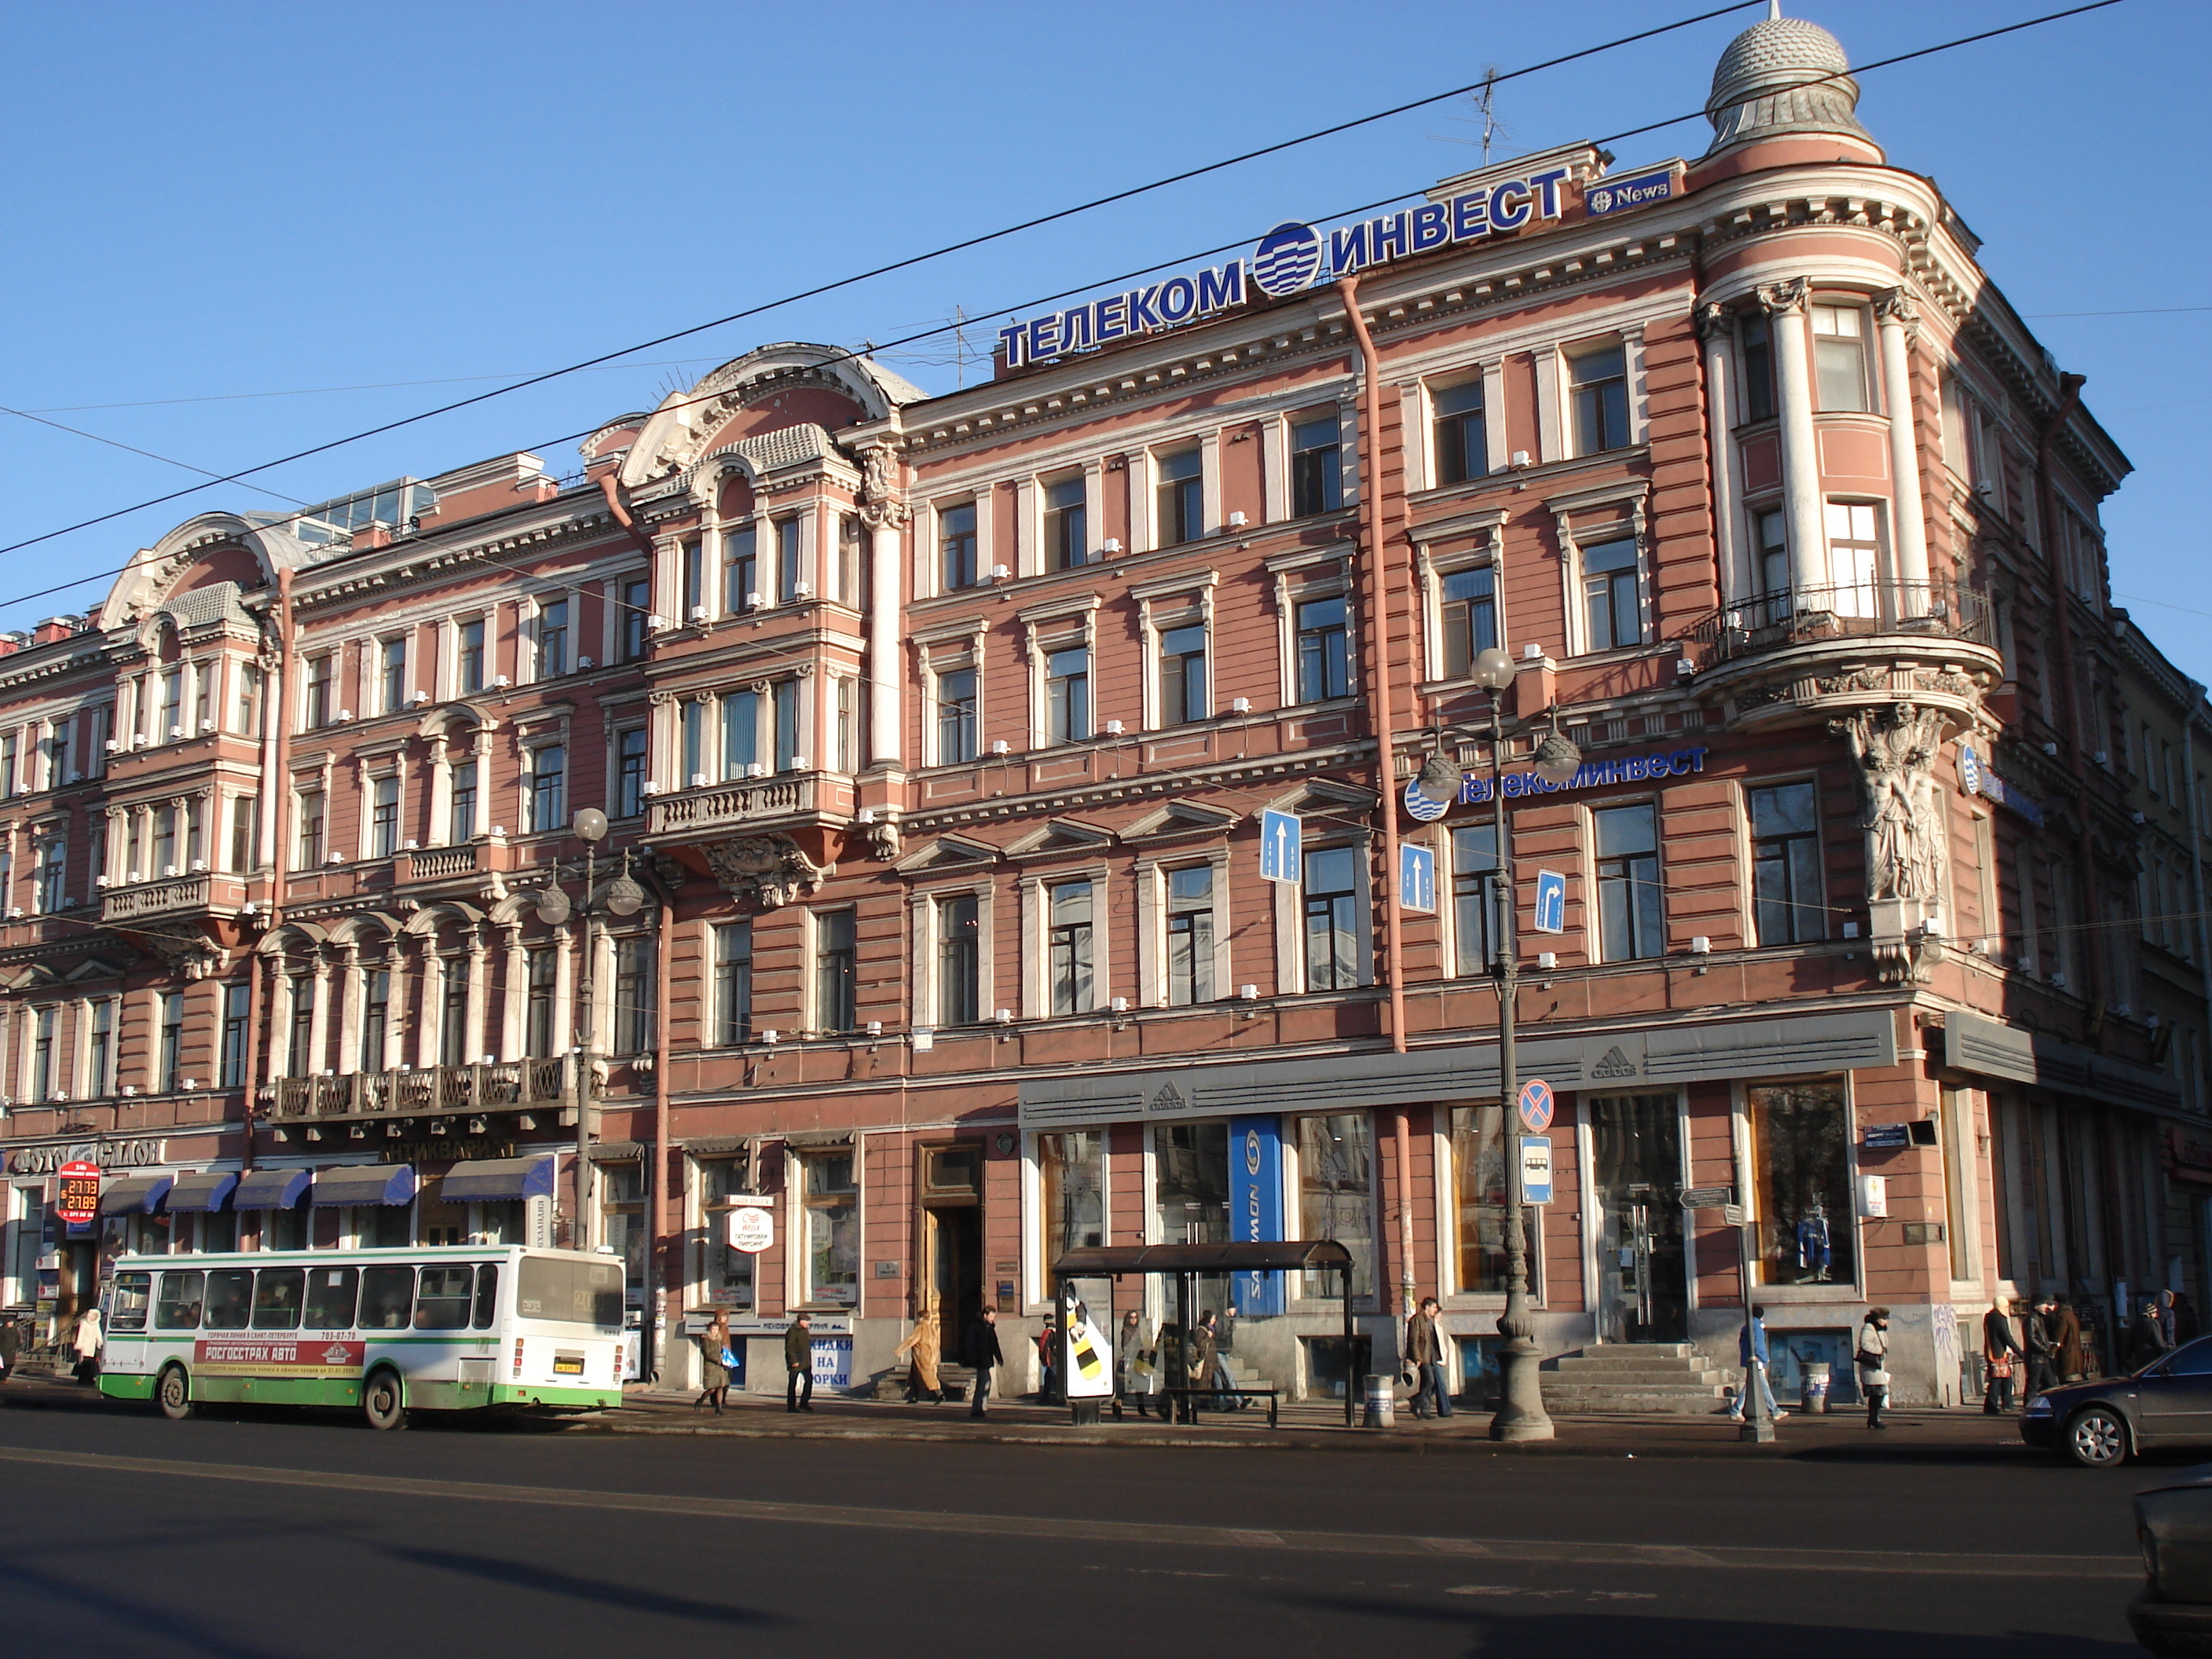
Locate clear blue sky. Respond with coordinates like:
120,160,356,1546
0,2,2202,674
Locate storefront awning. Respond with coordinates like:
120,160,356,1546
99,1174,174,1216
232,1168,310,1210
438,1156,553,1203
310,1165,416,1207
164,1172,238,1213
1052,1240,1354,1276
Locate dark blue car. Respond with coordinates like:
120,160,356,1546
2023,1335,2212,1468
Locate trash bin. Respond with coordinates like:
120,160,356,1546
1801,1361,1831,1415
1362,1373,1395,1429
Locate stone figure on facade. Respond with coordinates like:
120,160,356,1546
1833,701,1947,901
703,834,827,910
859,445,910,531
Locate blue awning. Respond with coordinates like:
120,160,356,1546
165,1172,238,1213
310,1164,416,1207
99,1174,173,1216
438,1156,554,1203
232,1168,310,1210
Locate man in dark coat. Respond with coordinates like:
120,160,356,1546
2129,1300,2173,1373
784,1311,814,1412
1982,1298,2023,1413
2053,1297,2086,1382
963,1307,1002,1419
2023,1295,2060,1404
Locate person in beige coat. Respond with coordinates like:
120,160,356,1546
895,1304,944,1404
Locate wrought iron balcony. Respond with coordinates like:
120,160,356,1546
1675,578,1995,672
261,1056,576,1125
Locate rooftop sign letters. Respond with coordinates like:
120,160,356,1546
998,167,1573,372
1461,747,1708,806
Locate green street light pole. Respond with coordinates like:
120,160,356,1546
1469,646,1580,1444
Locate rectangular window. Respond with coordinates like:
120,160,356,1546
833,676,856,773
614,727,648,819
1046,646,1090,745
618,577,651,661
776,518,803,604
304,1266,358,1331
537,599,569,679
526,745,566,833
1157,624,1208,727
439,956,471,1068
1153,1121,1229,1251
1581,537,1644,652
369,775,400,859
1450,1104,1535,1293
457,619,485,694
1741,314,1775,423
1046,476,1088,570
721,689,760,778
614,936,652,1054
935,668,976,764
773,680,802,771
298,792,327,871
156,1270,204,1331
1754,507,1789,603
252,1268,306,1331
1570,345,1631,454
286,977,315,1076
815,909,857,1032
203,1269,251,1331
35,838,64,912
1440,567,1496,677
699,1159,757,1309
87,998,114,1096
219,981,249,1088
1811,304,1870,412
1048,880,1094,1016
158,990,185,1092
1452,822,1502,976
1749,781,1824,946
1302,844,1361,991
159,668,184,738
360,969,389,1070
305,655,332,728
1748,1081,1857,1286
379,637,407,712
228,793,256,874
712,921,752,1046
802,1152,859,1307
0,734,15,796
682,699,705,786
525,948,556,1058
153,807,176,876
109,1272,150,1334
449,760,478,844
1595,803,1662,961
1291,416,1343,517
940,502,978,591
359,1265,412,1331
231,663,263,738
724,526,759,613
1295,595,1350,703
1155,449,1203,546
1433,381,1486,485
1824,500,1883,613
1298,1113,1375,1302
1038,1131,1105,1263
935,892,981,1026
30,1006,54,1103
1165,866,1214,1005
681,539,705,619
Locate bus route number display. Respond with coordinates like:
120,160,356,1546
55,1161,101,1225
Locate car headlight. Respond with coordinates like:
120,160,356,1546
2024,1397,2054,1417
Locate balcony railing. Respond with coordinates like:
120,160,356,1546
405,845,480,882
102,873,218,923
1674,579,1995,673
649,773,819,837
262,1056,573,1122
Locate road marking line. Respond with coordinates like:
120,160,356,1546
0,1445,2138,1579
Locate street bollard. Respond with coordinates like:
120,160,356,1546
1801,1361,1831,1415
1362,1373,1395,1429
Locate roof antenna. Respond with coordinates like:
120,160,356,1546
1767,2,1782,17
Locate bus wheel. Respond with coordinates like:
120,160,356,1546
363,1368,408,1431
156,1364,193,1421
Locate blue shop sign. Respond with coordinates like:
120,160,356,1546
1227,1115,1285,1317
1458,746,1708,806
1584,166,1676,218
1958,744,2043,826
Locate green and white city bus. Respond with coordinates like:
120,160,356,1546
97,1245,624,1428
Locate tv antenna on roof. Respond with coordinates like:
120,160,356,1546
1426,65,1510,163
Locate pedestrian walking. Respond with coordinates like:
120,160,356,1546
2159,1289,2185,1350
2023,1294,2060,1404
1184,1311,1217,1421
2053,1296,2086,1382
1113,1310,1148,1420
784,1311,815,1412
2128,1298,2171,1372
1202,1310,1243,1409
1856,1307,1891,1430
1035,1313,1060,1405
962,1306,1002,1419
1404,1296,1453,1420
0,1313,20,1387
894,1304,944,1404
1728,1305,1785,1422
69,1306,103,1385
694,1309,731,1414
1982,1298,2023,1414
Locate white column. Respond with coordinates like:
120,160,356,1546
464,928,491,1064
499,926,526,1060
1697,303,1747,605
1760,278,1828,591
308,959,331,1075
552,923,577,1056
414,941,440,1071
426,738,452,846
867,522,903,764
1876,287,1932,602
335,949,361,1075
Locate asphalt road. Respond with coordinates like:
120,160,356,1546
0,1389,2154,1657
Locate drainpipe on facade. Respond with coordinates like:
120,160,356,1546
244,567,300,1174
597,473,658,560
650,892,674,1382
2034,375,2101,1016
1336,277,1418,1315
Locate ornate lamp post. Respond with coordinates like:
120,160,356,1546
533,807,643,1247
1469,646,1580,1443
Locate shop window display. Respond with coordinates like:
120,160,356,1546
1450,1105,1536,1295
1038,1131,1104,1262
1297,1114,1375,1302
698,1157,756,1311
803,1152,859,1307
1748,1082,1855,1286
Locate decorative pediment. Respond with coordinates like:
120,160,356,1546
1266,778,1379,815
703,834,827,910
893,833,1000,874
62,955,130,983
1004,818,1115,859
1122,802,1240,843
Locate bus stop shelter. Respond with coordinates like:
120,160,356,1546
1049,1240,1359,1427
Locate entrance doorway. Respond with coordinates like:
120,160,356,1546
1588,1093,1688,1344
918,1144,983,1335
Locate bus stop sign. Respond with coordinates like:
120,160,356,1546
54,1160,100,1226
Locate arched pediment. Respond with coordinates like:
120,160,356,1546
255,920,330,958
400,900,487,938
619,343,924,489
100,512,323,634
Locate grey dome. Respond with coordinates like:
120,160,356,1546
1704,13,1873,158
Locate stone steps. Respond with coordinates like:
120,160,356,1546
1540,1344,1734,1415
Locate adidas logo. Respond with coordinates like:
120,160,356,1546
1590,1045,1639,1079
1148,1081,1188,1115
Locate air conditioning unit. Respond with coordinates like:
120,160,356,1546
103,738,118,753
4,907,20,920
1536,952,1558,970
690,773,708,788
493,674,512,688
162,864,178,878
1109,996,1129,1013
402,839,419,851
789,755,808,771
1522,643,1544,661
410,690,429,705
167,725,182,741
689,606,709,622
93,875,108,888
1104,720,1124,735
1103,538,1122,554
577,655,594,669
793,582,813,599
991,740,1010,755
200,719,216,734
745,592,764,609
1231,697,1251,713
640,782,660,797
1228,511,1247,528
989,565,1010,582
646,613,668,632
759,1029,780,1045
745,763,767,779
335,709,353,723
189,859,207,873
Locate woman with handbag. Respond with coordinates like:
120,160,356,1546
694,1309,732,1414
1856,1307,1892,1430
1982,1298,2023,1414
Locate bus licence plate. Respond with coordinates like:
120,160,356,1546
552,1352,585,1376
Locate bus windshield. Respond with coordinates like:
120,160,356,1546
515,1255,621,1331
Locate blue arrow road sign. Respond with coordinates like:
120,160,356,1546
1533,869,1566,934
1399,844,1436,913
1258,809,1302,884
